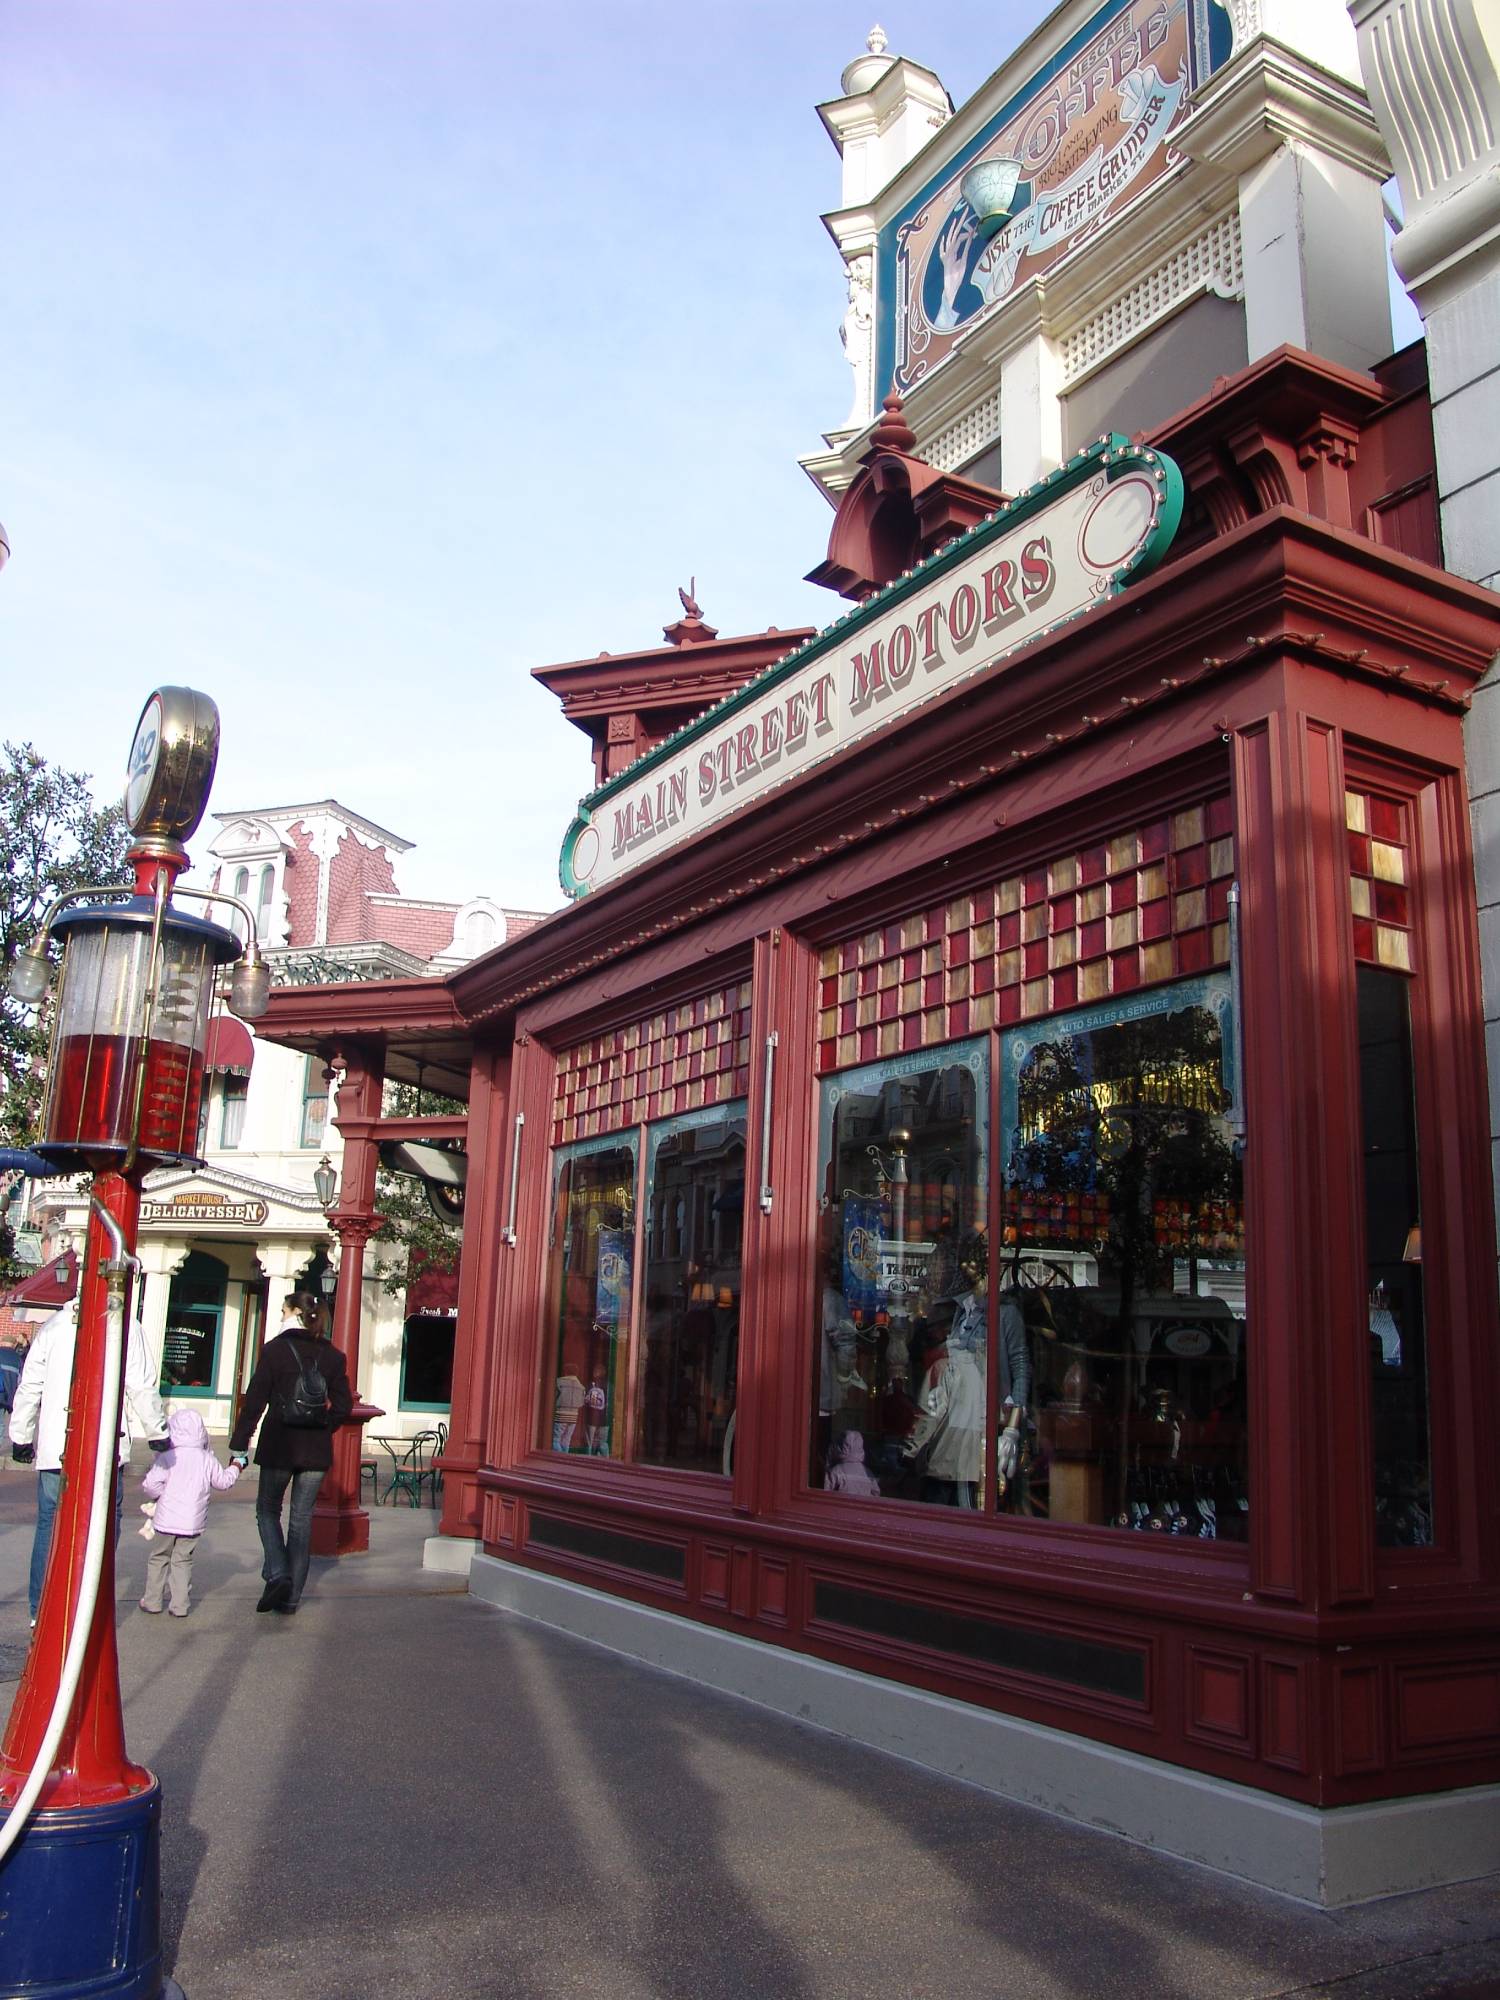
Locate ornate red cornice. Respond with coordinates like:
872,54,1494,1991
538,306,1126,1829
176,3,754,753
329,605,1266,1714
1146,343,1429,545
260,976,467,1043
451,505,1500,1025
806,393,1009,602
254,506,1500,1065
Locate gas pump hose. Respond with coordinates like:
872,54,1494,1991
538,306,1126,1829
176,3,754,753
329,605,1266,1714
0,1198,134,1863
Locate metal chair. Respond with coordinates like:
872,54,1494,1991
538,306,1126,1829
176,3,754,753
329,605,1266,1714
430,1421,448,1507
359,1453,381,1503
385,1430,441,1507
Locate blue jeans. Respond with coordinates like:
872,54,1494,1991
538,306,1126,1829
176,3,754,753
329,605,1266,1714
30,1467,125,1620
255,1465,326,1606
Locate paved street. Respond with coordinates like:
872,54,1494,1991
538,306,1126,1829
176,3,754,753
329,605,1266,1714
3,1447,1500,2000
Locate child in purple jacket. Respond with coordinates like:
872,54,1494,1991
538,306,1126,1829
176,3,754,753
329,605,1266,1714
139,1408,242,1618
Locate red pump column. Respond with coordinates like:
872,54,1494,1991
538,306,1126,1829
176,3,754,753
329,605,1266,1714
0,1175,149,1807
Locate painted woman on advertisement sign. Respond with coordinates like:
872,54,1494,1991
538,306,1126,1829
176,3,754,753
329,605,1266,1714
889,0,1231,390
926,58,1185,335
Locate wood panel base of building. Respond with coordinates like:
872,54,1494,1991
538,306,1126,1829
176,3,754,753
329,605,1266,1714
470,1552,1500,1908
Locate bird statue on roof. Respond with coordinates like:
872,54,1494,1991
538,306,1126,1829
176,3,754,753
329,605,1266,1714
678,578,703,620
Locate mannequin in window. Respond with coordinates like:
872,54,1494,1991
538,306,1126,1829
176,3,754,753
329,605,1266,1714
996,1286,1033,1495
902,1297,983,1507
553,1373,586,1452
825,1427,882,1497
583,1367,609,1454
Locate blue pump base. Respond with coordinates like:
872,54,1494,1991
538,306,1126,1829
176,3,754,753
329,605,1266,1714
0,1782,179,1998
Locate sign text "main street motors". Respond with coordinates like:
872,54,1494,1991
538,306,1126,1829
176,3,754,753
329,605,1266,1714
559,440,1181,898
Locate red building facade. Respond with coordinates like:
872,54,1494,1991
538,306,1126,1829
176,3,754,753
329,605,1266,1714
257,12,1500,1903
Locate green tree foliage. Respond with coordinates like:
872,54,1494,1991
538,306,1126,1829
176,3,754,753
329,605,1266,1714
0,743,131,1270
371,1079,464,1298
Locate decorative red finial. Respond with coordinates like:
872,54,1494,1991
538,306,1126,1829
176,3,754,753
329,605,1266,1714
663,575,719,646
869,391,917,455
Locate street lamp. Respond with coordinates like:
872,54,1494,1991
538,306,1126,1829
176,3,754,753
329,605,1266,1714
313,1154,339,1209
0,687,262,2000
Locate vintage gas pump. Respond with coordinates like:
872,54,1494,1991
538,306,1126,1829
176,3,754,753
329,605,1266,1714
0,688,267,2000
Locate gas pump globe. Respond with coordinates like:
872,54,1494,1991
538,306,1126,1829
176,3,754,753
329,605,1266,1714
39,901,241,1170
8,688,270,1174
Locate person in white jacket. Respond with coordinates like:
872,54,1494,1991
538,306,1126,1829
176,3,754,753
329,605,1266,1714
9,1299,169,1623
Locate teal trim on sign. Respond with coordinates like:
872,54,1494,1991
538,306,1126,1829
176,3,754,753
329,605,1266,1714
558,434,1184,899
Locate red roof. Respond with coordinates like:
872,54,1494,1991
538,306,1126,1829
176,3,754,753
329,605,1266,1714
1,1248,78,1311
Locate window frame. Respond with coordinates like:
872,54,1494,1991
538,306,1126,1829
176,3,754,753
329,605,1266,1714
299,1053,329,1149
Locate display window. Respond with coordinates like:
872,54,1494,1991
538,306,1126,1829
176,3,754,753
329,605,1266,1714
540,1108,748,1471
1347,786,1431,1546
999,973,1248,1540
807,969,1249,1536
543,1136,637,1457
639,1107,746,1472
810,1040,990,1508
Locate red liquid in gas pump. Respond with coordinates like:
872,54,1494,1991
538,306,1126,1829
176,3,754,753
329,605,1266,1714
47,1032,203,1160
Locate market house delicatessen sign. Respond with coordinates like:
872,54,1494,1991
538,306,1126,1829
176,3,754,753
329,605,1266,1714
561,439,1182,898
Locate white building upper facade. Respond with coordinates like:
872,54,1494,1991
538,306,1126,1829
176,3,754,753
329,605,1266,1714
806,0,1394,504
21,799,551,1436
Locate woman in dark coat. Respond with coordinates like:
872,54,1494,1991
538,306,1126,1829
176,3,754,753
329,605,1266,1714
229,1293,353,1613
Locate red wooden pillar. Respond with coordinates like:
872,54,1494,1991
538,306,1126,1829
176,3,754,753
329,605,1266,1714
1235,694,1373,1614
312,1046,385,1557
736,926,819,1518
438,1037,510,1537
478,1026,555,1547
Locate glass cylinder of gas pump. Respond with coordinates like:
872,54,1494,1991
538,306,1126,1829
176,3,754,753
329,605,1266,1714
41,902,241,1170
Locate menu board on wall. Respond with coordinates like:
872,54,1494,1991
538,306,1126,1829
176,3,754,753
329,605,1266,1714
877,0,1233,396
161,1317,217,1392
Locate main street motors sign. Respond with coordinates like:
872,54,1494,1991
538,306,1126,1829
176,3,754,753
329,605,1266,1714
560,436,1182,899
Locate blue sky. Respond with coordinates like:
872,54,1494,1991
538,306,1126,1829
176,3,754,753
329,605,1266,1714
2,4,1418,913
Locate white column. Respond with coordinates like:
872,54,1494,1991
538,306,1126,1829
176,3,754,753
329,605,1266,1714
1348,0,1500,1269
134,1238,190,1393
999,326,1064,493
1238,142,1394,369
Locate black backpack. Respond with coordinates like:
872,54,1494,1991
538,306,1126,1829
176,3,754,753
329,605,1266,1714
280,1339,331,1429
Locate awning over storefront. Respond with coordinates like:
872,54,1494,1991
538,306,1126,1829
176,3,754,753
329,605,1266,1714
1,1248,79,1312
204,1014,255,1077
405,1253,459,1319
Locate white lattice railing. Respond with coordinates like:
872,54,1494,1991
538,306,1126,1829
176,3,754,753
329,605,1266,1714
920,388,1003,471
1059,213,1244,385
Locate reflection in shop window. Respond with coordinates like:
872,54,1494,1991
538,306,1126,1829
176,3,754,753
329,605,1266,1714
1358,967,1430,1546
638,1107,745,1474
810,1042,989,1509
543,1139,637,1457
1000,974,1248,1539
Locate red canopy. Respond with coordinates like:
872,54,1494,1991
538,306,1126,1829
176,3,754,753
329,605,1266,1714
204,1015,255,1077
405,1253,460,1318
1,1248,79,1311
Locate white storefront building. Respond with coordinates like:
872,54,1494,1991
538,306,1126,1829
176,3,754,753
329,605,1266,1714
23,798,547,1439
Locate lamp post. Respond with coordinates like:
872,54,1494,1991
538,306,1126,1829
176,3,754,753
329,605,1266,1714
0,688,267,2000
306,1136,384,1552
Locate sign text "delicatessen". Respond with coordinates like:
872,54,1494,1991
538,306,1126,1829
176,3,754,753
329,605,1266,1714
560,438,1182,898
